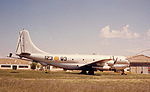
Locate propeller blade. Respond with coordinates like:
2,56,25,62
114,57,118,64
112,56,115,61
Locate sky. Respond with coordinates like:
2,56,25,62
0,0,150,57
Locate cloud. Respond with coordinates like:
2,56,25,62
100,25,140,39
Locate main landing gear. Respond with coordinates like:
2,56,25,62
80,70,95,75
80,70,87,74
121,70,127,75
88,70,94,75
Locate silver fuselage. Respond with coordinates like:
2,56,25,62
21,53,129,70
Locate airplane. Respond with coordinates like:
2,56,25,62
14,29,129,75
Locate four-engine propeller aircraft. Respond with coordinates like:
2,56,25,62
15,30,129,75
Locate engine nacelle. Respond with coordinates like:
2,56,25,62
107,60,115,66
111,64,129,70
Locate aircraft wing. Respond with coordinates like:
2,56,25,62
79,59,112,70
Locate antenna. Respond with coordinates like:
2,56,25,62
136,49,150,55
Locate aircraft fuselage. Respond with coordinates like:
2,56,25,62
21,53,129,70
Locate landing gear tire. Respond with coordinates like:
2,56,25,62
80,70,87,74
63,69,67,71
121,70,127,75
88,70,94,75
114,69,117,72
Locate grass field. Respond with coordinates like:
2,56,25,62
0,70,150,92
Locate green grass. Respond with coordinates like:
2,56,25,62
0,69,150,79
0,70,150,92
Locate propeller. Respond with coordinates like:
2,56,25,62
112,56,118,64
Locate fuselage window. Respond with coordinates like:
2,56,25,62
93,59,95,61
72,59,74,61
83,59,85,61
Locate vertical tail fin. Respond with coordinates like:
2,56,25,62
16,30,47,55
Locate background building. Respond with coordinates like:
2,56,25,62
128,55,150,74
0,58,32,70
0,58,59,71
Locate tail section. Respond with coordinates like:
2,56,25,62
16,29,47,55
